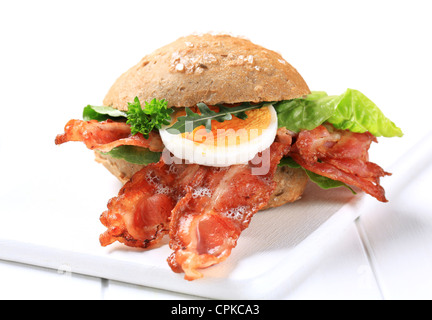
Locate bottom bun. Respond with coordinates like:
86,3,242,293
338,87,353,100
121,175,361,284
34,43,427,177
94,152,308,209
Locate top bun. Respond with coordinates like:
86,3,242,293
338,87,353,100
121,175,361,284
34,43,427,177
103,34,310,110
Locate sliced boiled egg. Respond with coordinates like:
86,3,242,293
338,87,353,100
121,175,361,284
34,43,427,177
159,104,278,167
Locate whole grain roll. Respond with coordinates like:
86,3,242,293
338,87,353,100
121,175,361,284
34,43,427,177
98,34,311,209
103,34,310,110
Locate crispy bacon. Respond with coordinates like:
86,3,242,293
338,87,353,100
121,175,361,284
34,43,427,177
99,142,289,280
293,125,376,162
167,142,289,280
99,161,200,248
56,115,391,279
275,127,295,146
55,119,164,152
290,125,390,202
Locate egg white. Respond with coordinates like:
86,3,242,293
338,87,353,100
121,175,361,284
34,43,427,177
159,105,278,167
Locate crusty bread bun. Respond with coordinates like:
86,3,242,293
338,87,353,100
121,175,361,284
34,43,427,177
97,34,311,209
103,34,310,110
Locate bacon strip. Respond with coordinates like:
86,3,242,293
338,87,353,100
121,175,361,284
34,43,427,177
56,116,391,279
99,161,201,248
99,142,289,280
290,125,390,202
167,142,289,280
293,125,376,162
55,119,164,152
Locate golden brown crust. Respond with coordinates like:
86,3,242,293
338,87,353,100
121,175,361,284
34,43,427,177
263,165,309,209
95,152,309,209
103,34,310,110
94,151,145,184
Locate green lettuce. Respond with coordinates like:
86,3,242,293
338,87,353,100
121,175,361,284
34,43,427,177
83,105,127,121
101,145,161,165
83,104,163,165
275,91,334,132
279,157,356,193
275,89,403,137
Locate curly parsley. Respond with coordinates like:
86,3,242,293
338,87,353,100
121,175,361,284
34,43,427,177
126,97,173,138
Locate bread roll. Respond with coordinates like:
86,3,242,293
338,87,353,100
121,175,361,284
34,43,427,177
97,34,311,208
103,34,310,110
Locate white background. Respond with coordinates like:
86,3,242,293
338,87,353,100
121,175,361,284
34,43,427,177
0,0,431,299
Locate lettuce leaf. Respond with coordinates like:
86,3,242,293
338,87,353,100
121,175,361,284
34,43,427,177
274,91,335,132
83,105,127,121
84,105,161,165
101,145,161,165
279,157,356,193
327,89,403,137
275,89,403,137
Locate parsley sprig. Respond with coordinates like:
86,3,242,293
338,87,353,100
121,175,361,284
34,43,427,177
126,97,173,138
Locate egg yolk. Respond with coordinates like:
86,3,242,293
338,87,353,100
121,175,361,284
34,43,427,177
170,106,272,148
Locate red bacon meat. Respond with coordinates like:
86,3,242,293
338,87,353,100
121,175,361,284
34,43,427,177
55,119,164,152
55,117,391,280
289,125,390,202
98,142,289,280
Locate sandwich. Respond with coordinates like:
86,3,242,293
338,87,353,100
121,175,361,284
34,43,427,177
55,34,402,280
